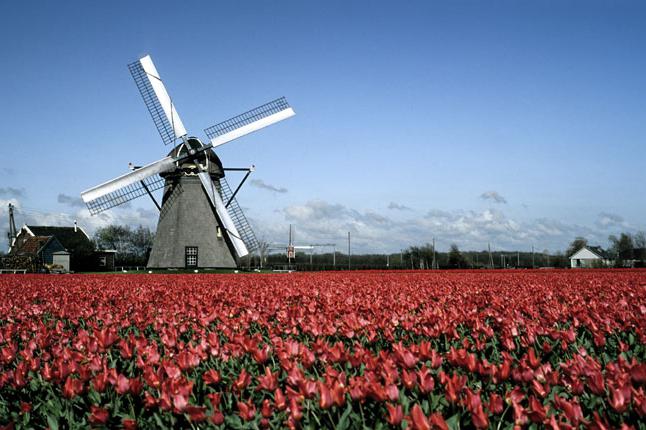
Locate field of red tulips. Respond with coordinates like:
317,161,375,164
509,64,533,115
0,270,645,429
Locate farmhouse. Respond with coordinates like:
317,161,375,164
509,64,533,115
570,246,612,268
10,235,66,266
8,224,110,272
9,224,94,271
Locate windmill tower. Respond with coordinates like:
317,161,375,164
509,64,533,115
81,55,295,268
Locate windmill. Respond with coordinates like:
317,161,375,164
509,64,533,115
80,55,295,268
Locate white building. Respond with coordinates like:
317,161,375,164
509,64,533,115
570,246,612,268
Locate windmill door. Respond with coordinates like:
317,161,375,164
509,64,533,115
185,246,198,269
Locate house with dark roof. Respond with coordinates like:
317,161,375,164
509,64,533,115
17,225,93,252
569,246,613,268
11,236,66,265
9,224,95,271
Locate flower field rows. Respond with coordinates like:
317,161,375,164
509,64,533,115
0,270,645,429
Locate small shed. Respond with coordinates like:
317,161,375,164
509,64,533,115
570,246,612,268
94,250,117,271
52,251,71,272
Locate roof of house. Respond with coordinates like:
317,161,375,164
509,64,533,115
586,246,611,259
24,226,92,252
15,236,52,256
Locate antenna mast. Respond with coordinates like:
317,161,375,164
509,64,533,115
7,203,17,252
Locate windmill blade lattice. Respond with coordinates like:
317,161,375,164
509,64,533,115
205,97,294,148
217,178,259,253
128,56,187,146
84,175,166,215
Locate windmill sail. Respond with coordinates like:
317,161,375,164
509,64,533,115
81,156,176,214
204,97,294,148
129,55,187,145
198,172,249,258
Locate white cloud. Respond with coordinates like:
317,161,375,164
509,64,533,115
57,193,85,208
0,187,25,198
387,202,412,211
480,191,507,204
250,179,288,194
250,199,618,254
596,212,629,230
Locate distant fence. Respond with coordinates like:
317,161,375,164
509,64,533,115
114,266,147,272
268,263,407,272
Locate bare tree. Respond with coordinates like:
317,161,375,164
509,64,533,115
257,239,270,269
566,237,588,257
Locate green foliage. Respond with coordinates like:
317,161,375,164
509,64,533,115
94,224,154,265
447,244,467,269
566,237,588,258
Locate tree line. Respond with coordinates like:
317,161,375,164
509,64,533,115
88,224,646,270
93,225,154,266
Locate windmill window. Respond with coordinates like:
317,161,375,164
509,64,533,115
185,247,198,268
99,256,107,267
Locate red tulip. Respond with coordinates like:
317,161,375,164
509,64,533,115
261,399,273,418
331,381,346,406
417,367,435,394
122,418,137,430
185,405,207,422
402,369,417,390
238,400,256,421
89,405,109,425
210,410,224,425
202,368,221,385
429,413,449,430
63,376,83,398
386,403,403,425
116,374,130,395
288,397,302,422
274,388,287,411
234,368,251,391
527,396,546,424
386,384,399,402
410,404,431,430
318,381,333,409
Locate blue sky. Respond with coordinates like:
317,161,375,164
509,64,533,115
1,1,645,253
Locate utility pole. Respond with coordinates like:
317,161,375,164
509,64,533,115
288,224,293,268
432,237,437,269
488,243,494,269
517,251,520,268
348,231,351,270
333,246,336,268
